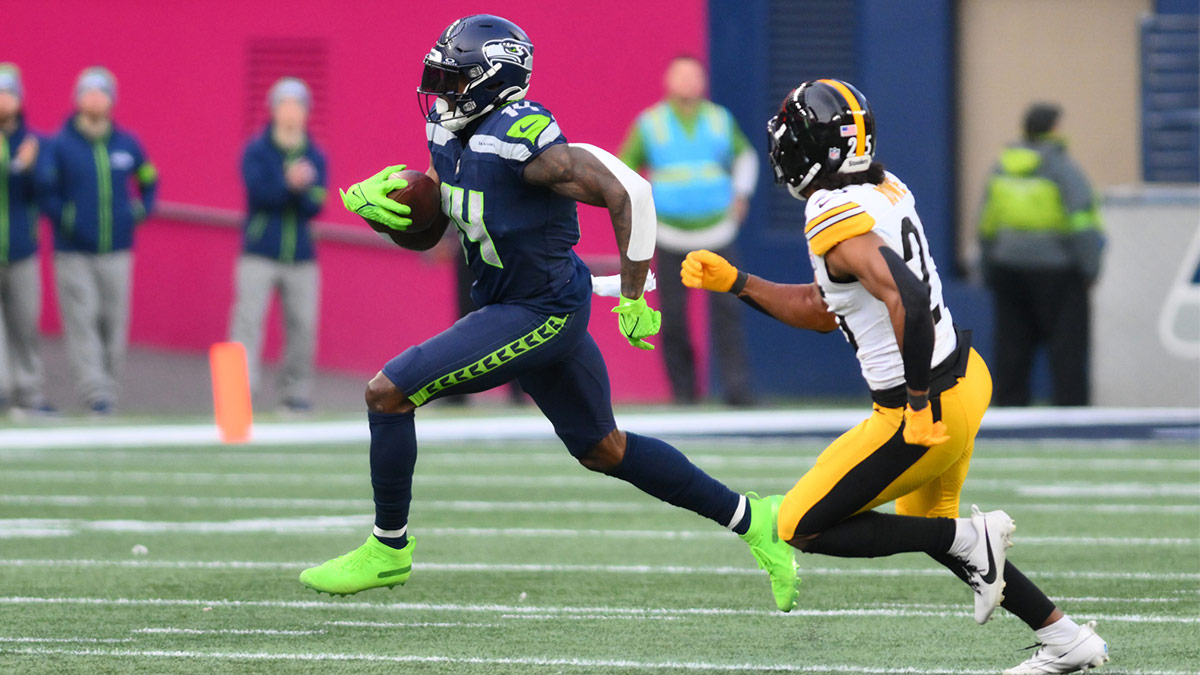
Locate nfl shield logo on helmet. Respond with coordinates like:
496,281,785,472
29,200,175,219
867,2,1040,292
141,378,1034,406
840,124,857,137
828,147,842,160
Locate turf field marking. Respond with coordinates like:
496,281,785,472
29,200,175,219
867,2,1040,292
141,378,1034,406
325,620,501,628
132,628,325,636
4,519,1199,548
2,560,1199,583
0,598,1196,629
0,637,133,644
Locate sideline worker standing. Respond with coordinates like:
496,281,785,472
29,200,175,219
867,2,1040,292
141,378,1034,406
229,77,327,413
620,56,757,406
43,67,157,415
978,102,1103,407
0,63,54,416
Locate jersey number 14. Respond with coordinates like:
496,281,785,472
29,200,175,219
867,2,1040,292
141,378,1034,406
441,184,503,268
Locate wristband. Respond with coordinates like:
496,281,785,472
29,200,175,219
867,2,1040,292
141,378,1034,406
728,270,750,296
907,392,929,411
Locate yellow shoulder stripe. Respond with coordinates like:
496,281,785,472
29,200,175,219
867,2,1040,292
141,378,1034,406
805,201,861,234
808,213,877,256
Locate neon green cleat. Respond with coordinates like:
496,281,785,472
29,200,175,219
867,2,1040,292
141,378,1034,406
299,535,416,596
739,492,800,612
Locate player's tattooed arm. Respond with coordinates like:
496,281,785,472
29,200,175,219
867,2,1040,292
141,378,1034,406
736,277,839,333
523,144,650,299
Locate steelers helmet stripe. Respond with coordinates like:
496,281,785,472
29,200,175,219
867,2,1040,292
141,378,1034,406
819,79,866,157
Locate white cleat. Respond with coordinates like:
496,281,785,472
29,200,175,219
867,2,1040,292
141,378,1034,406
955,504,1015,624
1003,621,1109,674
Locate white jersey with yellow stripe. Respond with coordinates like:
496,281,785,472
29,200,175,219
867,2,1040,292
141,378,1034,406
804,171,957,392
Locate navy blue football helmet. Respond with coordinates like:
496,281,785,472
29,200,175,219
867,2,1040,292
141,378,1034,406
767,79,875,198
418,15,534,131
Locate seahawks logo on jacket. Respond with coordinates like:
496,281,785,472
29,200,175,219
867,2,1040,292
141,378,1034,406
483,39,532,70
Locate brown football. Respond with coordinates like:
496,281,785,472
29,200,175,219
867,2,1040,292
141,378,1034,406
358,169,444,241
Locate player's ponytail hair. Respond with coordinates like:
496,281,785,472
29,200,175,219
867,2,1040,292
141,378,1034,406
809,161,887,192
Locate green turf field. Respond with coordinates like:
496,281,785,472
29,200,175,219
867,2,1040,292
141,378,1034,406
0,430,1197,673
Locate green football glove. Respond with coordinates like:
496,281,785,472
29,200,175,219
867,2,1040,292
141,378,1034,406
339,164,413,231
612,294,661,350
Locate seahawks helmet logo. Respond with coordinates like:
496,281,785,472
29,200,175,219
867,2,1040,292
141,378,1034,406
482,39,532,70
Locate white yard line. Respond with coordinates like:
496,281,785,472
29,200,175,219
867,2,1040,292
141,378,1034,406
7,646,1184,674
0,561,1196,583
0,637,132,644
4,458,1197,487
131,628,324,636
0,598,1194,629
2,519,1198,546
325,620,501,628
0,407,1194,450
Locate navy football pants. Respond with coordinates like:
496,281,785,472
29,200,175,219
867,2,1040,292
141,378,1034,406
382,301,615,456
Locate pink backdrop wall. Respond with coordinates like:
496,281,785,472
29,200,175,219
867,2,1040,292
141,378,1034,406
5,0,709,401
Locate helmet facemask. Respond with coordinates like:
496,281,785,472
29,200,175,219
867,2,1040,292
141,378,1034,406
768,110,821,200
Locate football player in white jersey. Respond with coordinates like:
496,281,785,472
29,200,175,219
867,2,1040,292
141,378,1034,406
681,80,1108,674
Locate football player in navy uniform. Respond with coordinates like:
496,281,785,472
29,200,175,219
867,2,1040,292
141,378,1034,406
683,80,1108,674
302,15,799,613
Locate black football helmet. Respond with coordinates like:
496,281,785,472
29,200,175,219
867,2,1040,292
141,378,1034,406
767,79,875,198
418,15,534,131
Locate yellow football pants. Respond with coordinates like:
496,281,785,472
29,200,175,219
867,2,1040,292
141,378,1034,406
779,349,993,541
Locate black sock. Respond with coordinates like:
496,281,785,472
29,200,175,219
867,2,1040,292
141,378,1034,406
999,562,1058,629
369,411,417,549
608,432,746,532
804,511,956,558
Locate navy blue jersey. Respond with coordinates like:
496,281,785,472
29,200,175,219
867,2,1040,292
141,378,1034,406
427,100,591,314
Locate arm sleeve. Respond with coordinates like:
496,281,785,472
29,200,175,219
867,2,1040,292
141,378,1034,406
880,246,934,393
617,120,646,171
241,142,290,211
731,148,758,198
35,138,64,225
297,149,328,218
134,140,158,216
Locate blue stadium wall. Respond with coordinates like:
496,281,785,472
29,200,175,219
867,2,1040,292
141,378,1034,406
709,0,992,399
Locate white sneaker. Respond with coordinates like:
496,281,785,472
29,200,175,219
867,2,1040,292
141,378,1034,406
955,504,1015,624
1003,621,1109,674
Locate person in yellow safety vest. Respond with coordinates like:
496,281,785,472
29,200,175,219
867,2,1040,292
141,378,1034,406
978,102,1104,407
620,56,757,406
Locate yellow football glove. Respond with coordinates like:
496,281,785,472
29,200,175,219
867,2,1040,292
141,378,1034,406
903,403,951,447
681,249,739,292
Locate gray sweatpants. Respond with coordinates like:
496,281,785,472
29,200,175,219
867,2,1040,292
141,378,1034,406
0,256,47,407
228,254,319,402
55,251,132,407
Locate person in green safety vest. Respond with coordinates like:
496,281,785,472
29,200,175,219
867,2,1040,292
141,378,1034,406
978,102,1104,407
620,56,757,406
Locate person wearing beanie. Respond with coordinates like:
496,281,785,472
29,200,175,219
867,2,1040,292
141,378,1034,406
0,63,56,416
977,101,1104,406
229,76,327,413
41,66,158,415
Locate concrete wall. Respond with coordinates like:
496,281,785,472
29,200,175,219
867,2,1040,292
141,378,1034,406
1093,187,1200,407
957,0,1152,264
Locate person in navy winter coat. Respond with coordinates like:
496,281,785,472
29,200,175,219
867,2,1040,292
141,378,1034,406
229,77,327,412
41,66,157,414
0,63,55,416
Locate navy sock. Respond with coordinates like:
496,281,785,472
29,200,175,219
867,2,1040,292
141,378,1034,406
608,432,746,532
804,511,956,557
369,410,417,549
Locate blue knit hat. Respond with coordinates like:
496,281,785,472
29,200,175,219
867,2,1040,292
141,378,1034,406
0,63,22,101
268,77,311,111
75,66,117,104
